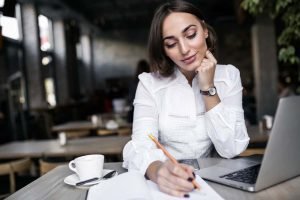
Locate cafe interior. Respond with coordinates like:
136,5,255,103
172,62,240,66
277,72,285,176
0,0,299,199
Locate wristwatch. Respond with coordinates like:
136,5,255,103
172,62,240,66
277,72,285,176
200,86,217,96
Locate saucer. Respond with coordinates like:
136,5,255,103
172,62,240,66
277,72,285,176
64,169,118,187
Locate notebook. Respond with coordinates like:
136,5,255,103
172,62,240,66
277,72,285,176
87,171,224,200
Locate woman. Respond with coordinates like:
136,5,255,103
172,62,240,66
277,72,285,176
123,0,249,198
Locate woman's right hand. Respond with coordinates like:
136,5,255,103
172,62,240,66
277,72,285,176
146,160,196,198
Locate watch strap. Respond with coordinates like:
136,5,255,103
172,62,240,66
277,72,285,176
200,86,217,96
200,90,210,95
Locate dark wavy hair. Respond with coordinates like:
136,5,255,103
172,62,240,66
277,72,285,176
148,0,217,77
135,59,150,83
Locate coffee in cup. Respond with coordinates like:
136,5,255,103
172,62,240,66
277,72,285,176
68,154,104,181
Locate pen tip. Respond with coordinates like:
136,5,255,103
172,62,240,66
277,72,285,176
148,134,154,139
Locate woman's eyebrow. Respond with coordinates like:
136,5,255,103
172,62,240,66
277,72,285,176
182,24,196,33
163,24,196,41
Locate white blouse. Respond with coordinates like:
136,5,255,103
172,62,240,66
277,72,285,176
122,64,249,175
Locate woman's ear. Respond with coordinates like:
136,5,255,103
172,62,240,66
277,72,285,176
201,21,209,38
204,28,209,39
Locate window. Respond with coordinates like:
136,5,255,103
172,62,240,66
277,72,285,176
38,15,53,51
38,14,56,106
44,78,56,106
0,0,5,7
0,14,19,40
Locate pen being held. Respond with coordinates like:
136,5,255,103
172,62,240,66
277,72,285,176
148,134,201,192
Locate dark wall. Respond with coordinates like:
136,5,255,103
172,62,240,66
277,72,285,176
92,29,148,89
92,24,253,90
215,22,253,86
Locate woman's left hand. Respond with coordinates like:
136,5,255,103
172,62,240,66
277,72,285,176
195,50,217,90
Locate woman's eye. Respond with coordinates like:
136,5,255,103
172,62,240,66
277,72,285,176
187,32,196,39
165,43,176,49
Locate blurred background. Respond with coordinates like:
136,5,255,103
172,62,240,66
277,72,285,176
0,0,299,142
0,0,299,196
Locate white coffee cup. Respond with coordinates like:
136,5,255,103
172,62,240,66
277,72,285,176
68,154,104,181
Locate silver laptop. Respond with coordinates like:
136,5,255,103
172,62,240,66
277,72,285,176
197,96,300,192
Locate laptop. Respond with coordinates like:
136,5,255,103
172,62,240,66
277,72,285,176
197,96,300,192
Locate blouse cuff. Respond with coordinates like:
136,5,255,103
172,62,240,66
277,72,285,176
139,150,167,175
122,141,167,175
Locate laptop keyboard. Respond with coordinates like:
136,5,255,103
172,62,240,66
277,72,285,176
219,164,261,184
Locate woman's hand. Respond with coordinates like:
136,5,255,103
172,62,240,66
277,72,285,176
196,50,217,90
146,160,195,198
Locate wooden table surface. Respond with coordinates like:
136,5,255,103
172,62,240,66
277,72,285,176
52,120,131,132
51,121,98,132
7,159,300,200
0,125,268,160
52,123,268,142
0,136,131,159
43,136,131,157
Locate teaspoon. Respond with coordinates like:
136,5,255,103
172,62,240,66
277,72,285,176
75,170,117,186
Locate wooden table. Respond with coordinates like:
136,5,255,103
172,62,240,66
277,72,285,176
0,125,266,160
0,140,53,159
0,125,266,159
52,120,132,136
43,136,131,157
0,136,131,159
52,121,98,132
6,158,300,200
53,123,267,140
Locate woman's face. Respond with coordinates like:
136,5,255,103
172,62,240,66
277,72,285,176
162,12,208,74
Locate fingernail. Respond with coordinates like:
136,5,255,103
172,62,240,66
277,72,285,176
192,172,195,178
187,177,193,182
184,194,190,198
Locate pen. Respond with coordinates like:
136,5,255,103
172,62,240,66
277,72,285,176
148,134,201,190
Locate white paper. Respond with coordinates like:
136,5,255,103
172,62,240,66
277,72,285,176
147,176,224,200
87,171,151,200
87,171,224,200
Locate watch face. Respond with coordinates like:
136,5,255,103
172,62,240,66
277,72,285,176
208,87,216,95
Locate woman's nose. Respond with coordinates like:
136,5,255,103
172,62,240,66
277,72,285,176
178,40,189,55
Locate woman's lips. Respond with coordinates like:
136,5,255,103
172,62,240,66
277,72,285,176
181,54,197,65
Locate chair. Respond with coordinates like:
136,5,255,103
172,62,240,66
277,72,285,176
0,158,32,197
39,159,67,176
